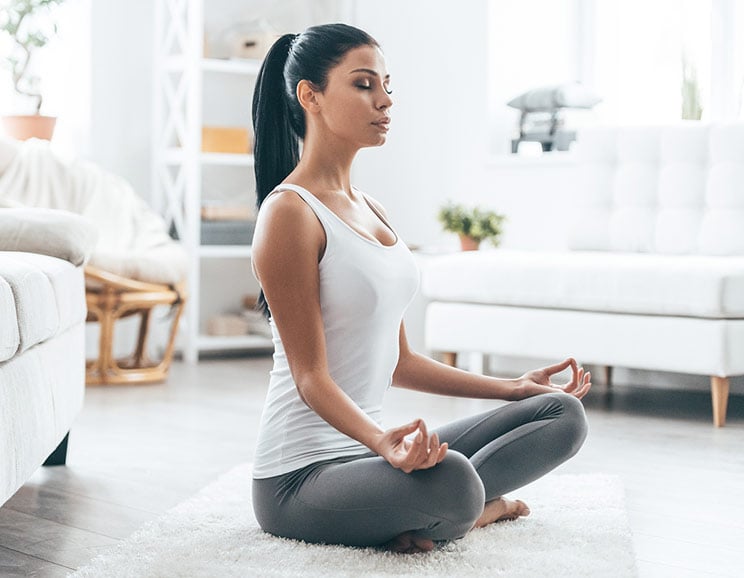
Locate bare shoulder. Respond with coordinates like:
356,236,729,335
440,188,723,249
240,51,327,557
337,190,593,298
256,189,321,235
259,188,313,221
253,189,325,266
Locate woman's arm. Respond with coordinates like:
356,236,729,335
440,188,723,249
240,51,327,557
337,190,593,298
253,191,446,472
392,323,592,400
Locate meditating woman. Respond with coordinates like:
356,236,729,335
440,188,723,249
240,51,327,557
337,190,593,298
250,23,591,553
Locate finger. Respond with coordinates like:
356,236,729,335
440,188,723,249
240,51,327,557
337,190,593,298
415,420,431,463
408,428,427,466
576,371,592,399
572,367,584,391
391,419,421,442
437,442,448,463
424,433,440,468
572,371,591,399
418,420,429,443
542,357,574,376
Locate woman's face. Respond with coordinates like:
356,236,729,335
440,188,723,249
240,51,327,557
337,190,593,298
312,44,393,148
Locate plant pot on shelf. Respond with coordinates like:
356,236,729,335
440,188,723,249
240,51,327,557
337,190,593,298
2,115,57,141
458,234,480,251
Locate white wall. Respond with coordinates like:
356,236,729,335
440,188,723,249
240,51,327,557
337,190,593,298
89,0,154,198
352,0,574,252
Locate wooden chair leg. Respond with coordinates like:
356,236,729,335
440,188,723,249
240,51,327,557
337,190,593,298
133,308,153,365
97,305,116,376
711,376,729,428
159,299,185,369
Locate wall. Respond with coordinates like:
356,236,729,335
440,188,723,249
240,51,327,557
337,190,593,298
89,0,154,198
352,0,574,252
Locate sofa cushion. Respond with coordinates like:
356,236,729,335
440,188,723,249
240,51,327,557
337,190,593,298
567,124,744,256
0,208,97,266
0,252,85,362
421,249,744,319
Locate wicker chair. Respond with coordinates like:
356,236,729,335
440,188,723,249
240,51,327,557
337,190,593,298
0,137,189,385
84,266,187,385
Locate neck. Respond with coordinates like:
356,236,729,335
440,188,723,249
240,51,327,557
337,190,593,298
292,129,358,196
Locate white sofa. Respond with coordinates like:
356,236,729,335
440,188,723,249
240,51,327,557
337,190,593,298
422,124,744,427
1,208,96,506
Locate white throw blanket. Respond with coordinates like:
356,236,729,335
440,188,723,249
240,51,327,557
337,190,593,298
0,139,187,285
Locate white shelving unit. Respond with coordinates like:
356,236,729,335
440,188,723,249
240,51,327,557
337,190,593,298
152,0,272,362
153,0,352,363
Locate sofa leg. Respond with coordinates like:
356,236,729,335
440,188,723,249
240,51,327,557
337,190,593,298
43,432,69,466
603,365,613,388
711,377,729,428
468,352,485,375
441,352,457,367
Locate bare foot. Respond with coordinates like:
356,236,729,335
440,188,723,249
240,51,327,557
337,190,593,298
474,497,531,528
382,532,435,554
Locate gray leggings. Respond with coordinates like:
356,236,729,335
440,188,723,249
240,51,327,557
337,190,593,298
252,393,588,547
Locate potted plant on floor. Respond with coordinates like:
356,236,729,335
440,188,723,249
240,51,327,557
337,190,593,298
1,0,65,140
438,202,506,251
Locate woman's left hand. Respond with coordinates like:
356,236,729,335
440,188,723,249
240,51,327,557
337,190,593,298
515,357,592,400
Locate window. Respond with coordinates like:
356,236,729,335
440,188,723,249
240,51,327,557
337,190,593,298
488,0,578,153
592,0,711,124
489,0,742,154
0,0,90,156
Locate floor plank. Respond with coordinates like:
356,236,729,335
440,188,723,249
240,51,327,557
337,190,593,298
1,356,743,577
0,546,72,578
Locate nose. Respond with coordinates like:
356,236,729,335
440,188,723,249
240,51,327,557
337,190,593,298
378,89,393,110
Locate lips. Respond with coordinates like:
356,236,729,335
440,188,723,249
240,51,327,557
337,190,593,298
372,117,391,129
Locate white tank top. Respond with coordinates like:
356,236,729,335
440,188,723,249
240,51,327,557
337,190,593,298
252,184,420,479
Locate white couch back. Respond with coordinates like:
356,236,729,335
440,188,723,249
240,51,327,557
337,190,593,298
568,124,744,255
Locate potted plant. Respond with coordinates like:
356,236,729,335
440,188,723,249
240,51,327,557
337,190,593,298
437,202,506,251
1,0,65,140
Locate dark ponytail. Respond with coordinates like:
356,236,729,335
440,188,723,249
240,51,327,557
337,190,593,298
252,33,300,208
251,23,380,318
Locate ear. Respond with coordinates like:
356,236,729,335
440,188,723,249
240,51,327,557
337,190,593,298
296,79,321,113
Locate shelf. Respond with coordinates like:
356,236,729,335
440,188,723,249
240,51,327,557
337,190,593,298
162,149,254,166
201,152,255,166
199,245,253,258
201,57,262,75
486,151,577,168
197,334,273,351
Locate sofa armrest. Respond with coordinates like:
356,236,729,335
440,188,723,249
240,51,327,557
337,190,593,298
0,208,97,266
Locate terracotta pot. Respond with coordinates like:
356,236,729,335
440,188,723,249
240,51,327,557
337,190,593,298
2,115,57,141
458,234,480,251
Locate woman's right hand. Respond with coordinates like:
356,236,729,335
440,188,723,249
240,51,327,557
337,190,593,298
375,419,448,474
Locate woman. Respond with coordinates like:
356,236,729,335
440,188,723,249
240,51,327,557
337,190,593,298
251,23,591,554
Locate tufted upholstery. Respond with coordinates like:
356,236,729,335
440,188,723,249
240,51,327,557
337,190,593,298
422,124,744,426
568,124,744,256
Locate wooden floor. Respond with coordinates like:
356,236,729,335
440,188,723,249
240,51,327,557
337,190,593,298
1,356,742,577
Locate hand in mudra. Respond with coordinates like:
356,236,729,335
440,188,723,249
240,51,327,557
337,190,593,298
377,419,448,474
517,357,592,400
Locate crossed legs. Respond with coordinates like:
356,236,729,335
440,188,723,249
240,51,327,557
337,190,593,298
252,393,588,548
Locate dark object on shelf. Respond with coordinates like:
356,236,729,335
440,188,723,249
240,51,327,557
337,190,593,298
507,83,601,153
200,219,256,245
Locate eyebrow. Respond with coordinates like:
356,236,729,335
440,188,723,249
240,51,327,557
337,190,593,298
349,68,390,79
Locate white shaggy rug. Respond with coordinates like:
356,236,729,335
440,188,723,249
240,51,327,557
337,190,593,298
70,465,637,578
